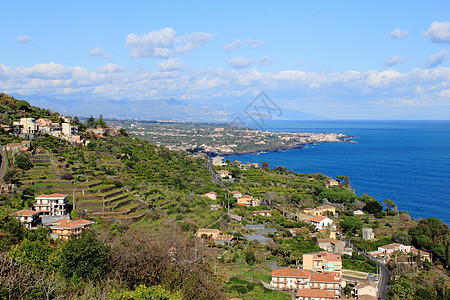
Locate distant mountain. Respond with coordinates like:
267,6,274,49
13,93,328,122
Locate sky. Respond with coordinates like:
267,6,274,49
1,1,450,119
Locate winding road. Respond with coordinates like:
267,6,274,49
343,238,390,300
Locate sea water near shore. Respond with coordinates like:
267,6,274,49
227,120,450,224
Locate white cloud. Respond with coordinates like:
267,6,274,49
1,63,450,117
424,50,448,68
424,21,450,43
157,58,187,71
390,28,408,39
126,27,215,58
385,55,405,67
226,56,273,69
223,39,265,52
97,63,124,73
87,46,114,59
16,36,31,43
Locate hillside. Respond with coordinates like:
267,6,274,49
0,93,449,300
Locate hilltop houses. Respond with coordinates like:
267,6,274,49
202,191,217,200
230,191,243,198
196,228,234,245
237,195,261,207
271,268,311,290
212,156,226,166
13,209,41,229
271,268,343,297
310,215,333,230
33,193,68,216
217,170,229,178
302,252,342,274
49,218,95,240
303,205,336,217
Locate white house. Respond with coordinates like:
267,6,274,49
310,215,333,230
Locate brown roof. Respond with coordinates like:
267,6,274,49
197,229,220,234
271,268,311,278
51,218,94,229
215,234,234,241
310,215,326,222
296,288,334,298
379,243,402,250
13,209,39,217
230,191,241,194
310,272,342,283
36,193,68,199
313,252,341,262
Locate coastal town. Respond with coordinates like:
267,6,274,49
108,119,354,155
0,94,448,299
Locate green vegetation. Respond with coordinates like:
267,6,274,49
0,93,449,299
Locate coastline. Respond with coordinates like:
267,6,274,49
219,136,357,156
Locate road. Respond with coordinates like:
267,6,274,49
343,238,390,300
0,148,7,184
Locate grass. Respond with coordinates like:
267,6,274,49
224,277,290,300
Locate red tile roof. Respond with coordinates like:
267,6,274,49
296,288,334,298
272,268,311,278
313,252,341,261
36,193,68,198
310,272,342,283
310,215,326,222
13,209,39,217
51,218,94,229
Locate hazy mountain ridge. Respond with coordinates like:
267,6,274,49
12,93,327,122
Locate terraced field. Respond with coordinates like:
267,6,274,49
16,150,148,223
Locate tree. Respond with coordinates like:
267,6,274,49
279,243,291,258
59,230,110,281
416,235,432,250
392,231,412,245
86,115,96,128
15,154,33,170
336,175,350,187
340,216,362,236
3,169,17,184
261,161,269,169
431,244,446,264
362,200,383,215
110,285,183,300
244,249,256,265
446,243,450,269
383,199,397,213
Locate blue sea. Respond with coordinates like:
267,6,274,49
227,120,450,224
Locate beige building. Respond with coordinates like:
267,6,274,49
303,252,342,274
196,228,220,239
303,205,336,216
49,218,95,240
353,281,377,299
309,272,343,297
271,268,311,290
62,123,78,137
20,118,37,134
362,227,374,240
